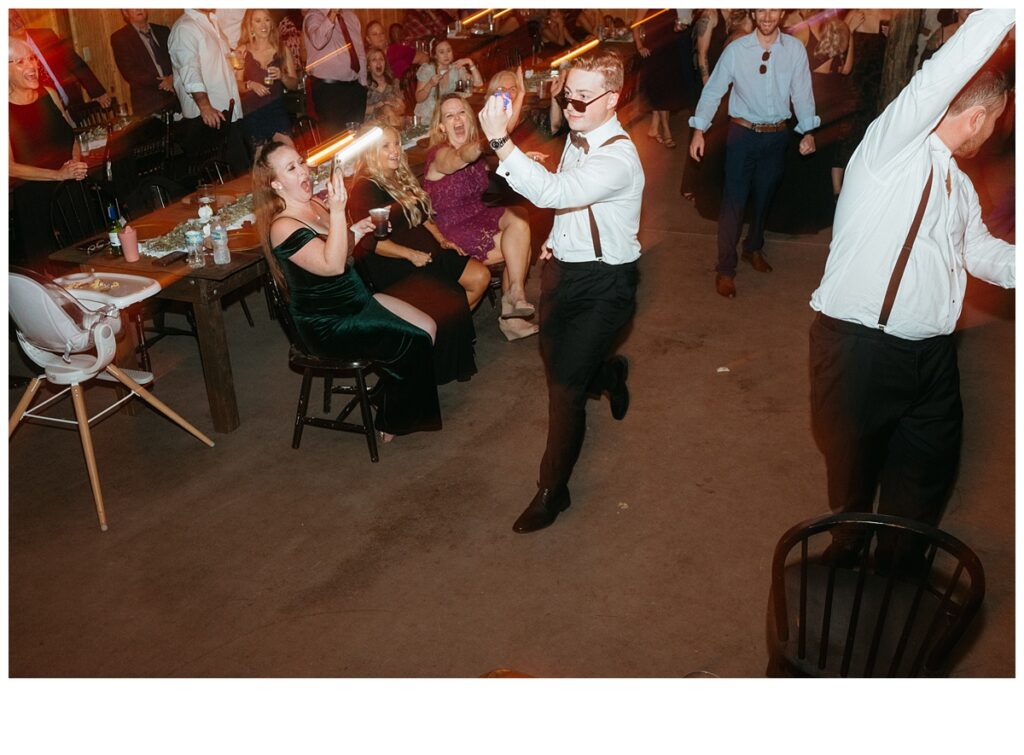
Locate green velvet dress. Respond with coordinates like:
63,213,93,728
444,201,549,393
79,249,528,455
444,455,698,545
273,227,441,435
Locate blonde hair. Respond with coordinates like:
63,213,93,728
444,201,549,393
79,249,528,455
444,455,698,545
815,18,850,60
570,49,624,92
251,140,291,298
486,69,517,96
427,93,479,148
357,123,433,227
240,9,281,52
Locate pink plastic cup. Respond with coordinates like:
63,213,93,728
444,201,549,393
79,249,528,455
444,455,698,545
119,225,140,262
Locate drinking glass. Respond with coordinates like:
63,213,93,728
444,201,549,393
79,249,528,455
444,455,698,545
369,207,390,238
197,183,215,207
76,131,91,156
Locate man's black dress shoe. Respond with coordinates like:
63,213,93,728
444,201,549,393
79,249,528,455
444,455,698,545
513,486,571,534
715,274,736,298
607,355,629,421
741,250,773,273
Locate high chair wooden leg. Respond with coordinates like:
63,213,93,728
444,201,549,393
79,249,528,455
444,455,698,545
70,383,108,532
9,377,44,438
105,365,215,447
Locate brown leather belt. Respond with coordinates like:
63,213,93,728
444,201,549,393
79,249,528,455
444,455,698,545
731,117,788,133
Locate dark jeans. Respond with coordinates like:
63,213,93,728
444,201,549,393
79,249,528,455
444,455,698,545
717,123,789,276
310,78,367,139
537,258,639,490
809,314,963,552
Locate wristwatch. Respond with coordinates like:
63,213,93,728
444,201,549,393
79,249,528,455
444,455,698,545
489,134,510,150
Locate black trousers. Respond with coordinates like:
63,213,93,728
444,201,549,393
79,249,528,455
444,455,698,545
717,123,789,276
537,258,639,490
809,314,963,541
177,115,252,178
310,78,367,139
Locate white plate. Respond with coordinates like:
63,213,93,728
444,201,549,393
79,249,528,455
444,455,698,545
56,272,94,285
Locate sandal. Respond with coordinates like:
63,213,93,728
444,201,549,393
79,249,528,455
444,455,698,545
648,134,665,145
662,136,677,149
500,292,536,319
498,317,539,342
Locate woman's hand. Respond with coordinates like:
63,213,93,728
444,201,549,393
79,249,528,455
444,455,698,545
266,65,282,81
513,66,527,105
326,170,347,212
406,249,433,267
439,238,466,255
58,160,89,181
524,150,548,163
247,80,271,97
350,216,376,244
454,57,473,69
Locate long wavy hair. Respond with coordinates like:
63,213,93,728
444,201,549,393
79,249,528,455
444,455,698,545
356,123,433,227
252,139,292,299
240,9,282,52
427,93,479,148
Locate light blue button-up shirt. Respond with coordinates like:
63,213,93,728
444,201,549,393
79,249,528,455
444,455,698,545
689,31,819,134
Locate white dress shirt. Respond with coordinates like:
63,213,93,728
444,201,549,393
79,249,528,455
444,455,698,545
213,8,245,48
168,9,242,121
811,8,1014,340
496,116,644,265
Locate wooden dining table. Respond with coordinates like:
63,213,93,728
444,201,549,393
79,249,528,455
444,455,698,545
48,174,265,434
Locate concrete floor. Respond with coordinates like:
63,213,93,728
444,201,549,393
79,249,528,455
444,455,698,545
6,111,1015,679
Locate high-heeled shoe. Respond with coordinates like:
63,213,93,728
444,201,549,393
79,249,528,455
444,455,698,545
500,292,535,319
498,317,539,342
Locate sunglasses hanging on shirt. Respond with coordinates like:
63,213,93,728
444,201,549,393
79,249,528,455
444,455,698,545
759,50,771,75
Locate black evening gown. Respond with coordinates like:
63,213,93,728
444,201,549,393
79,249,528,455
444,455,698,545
766,30,859,234
837,30,887,168
639,10,697,112
349,177,477,385
273,227,442,435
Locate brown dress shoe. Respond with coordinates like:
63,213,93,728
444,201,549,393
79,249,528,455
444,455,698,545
715,274,736,298
742,250,773,272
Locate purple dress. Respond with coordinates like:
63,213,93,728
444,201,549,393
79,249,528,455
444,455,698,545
422,146,505,262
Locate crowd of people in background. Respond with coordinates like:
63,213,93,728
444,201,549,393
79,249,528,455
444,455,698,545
7,8,1016,449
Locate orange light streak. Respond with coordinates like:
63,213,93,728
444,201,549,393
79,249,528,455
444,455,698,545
305,133,354,167
306,126,383,168
493,9,513,20
629,8,671,30
305,44,352,74
462,9,492,27
549,39,600,69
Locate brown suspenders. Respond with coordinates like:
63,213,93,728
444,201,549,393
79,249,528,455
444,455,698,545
558,133,632,261
877,168,935,330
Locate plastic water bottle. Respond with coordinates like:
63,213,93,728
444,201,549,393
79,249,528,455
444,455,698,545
185,219,205,269
211,214,231,265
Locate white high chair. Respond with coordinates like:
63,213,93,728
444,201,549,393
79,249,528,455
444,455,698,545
8,269,215,531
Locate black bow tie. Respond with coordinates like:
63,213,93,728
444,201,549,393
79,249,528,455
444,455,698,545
570,131,589,154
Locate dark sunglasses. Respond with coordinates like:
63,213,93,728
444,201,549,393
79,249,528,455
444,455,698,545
557,89,613,113
759,50,771,75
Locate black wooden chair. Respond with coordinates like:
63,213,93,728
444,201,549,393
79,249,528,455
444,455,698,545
292,114,321,156
767,512,986,678
49,179,112,250
265,273,381,462
69,98,117,130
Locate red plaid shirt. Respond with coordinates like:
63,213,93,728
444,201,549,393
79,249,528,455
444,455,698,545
402,9,453,41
